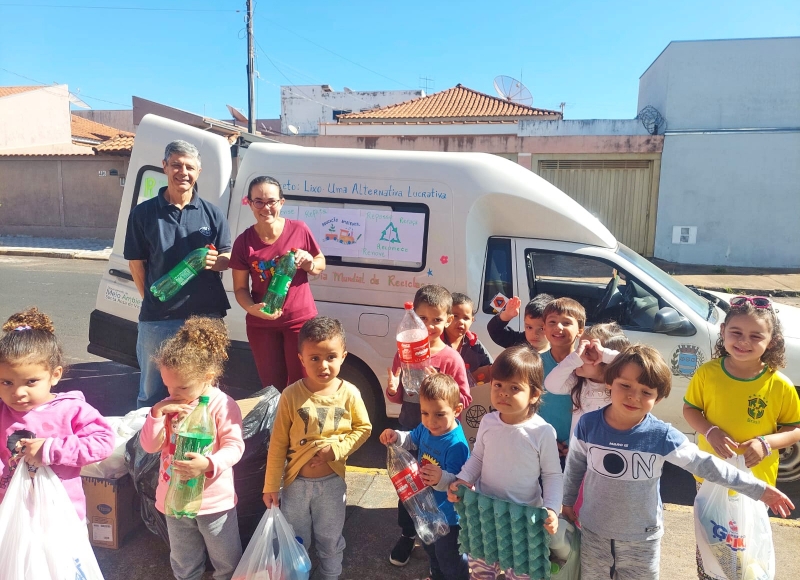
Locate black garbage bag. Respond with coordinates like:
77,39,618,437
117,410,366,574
235,386,281,545
124,386,281,547
124,429,169,544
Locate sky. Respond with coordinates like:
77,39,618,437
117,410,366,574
0,1,798,123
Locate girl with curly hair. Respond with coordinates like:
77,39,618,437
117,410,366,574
683,296,800,579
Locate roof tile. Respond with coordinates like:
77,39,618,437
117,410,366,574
337,84,560,122
0,86,42,98
92,134,135,155
71,114,133,142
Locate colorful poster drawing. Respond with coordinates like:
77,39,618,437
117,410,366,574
319,209,365,257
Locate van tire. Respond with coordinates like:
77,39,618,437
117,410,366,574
338,356,386,431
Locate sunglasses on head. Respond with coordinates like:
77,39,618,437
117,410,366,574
729,296,772,309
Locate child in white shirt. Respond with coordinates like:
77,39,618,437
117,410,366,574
544,322,629,437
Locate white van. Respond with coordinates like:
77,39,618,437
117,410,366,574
89,114,800,485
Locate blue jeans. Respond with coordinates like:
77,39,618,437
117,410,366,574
423,524,468,580
136,319,185,408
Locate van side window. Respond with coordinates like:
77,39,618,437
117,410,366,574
482,238,513,314
525,250,662,330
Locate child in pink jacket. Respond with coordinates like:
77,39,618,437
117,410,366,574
0,308,114,521
140,316,244,580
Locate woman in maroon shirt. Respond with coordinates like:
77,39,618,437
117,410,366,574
231,176,326,390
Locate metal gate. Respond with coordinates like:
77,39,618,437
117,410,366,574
538,159,657,256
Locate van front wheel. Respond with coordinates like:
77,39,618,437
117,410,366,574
338,357,386,431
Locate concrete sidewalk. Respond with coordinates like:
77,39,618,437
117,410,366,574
2,235,799,296
339,467,797,580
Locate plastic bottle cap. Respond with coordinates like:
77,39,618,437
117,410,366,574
207,244,216,251
477,374,485,380
404,301,413,309
290,247,298,252
199,395,210,403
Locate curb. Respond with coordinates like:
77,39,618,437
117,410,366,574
0,247,110,261
691,285,800,298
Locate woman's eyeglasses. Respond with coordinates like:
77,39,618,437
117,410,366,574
249,198,282,209
729,296,772,309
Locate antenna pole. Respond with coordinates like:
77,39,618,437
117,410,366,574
246,0,256,134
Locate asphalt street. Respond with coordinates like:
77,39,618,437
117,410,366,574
1,256,799,579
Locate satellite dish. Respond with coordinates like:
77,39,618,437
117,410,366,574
287,124,299,135
493,75,533,107
227,105,248,124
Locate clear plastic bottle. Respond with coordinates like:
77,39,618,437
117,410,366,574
165,395,216,518
386,443,449,545
395,302,430,396
261,249,298,314
150,245,214,302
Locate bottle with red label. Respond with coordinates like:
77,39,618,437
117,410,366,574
396,302,430,396
386,443,449,545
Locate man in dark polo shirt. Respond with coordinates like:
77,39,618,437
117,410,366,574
124,140,232,408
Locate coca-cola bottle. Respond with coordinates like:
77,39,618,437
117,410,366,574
396,302,430,396
386,444,449,545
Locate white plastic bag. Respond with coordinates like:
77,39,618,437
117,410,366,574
232,506,312,580
0,464,104,580
81,407,150,479
694,456,775,580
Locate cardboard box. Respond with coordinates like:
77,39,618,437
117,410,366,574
82,474,140,549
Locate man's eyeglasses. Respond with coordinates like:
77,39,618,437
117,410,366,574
729,296,772,309
249,198,282,209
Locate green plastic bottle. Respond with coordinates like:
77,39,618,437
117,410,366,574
164,395,216,518
261,248,298,314
149,244,215,302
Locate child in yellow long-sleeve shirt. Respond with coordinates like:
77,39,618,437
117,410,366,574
263,316,372,580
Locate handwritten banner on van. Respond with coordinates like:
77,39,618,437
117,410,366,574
286,205,425,263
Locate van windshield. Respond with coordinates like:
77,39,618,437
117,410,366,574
617,244,711,320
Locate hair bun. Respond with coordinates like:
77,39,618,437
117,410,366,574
2,307,55,334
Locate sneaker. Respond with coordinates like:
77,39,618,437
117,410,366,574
389,535,416,566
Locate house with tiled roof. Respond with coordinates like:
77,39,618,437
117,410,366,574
0,84,134,238
280,83,664,255
335,84,560,126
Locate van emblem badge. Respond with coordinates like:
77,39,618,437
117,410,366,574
670,344,704,377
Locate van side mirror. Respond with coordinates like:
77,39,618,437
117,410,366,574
652,307,696,336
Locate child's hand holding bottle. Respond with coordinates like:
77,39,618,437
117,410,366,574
379,429,399,446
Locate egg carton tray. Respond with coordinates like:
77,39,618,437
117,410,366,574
453,486,552,579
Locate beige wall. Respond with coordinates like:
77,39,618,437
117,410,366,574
275,133,663,155
0,156,128,238
0,86,72,150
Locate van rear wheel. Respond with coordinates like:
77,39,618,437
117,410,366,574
338,358,386,431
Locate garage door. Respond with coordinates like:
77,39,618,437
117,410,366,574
538,159,657,256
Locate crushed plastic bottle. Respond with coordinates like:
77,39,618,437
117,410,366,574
396,302,430,396
386,443,449,545
165,395,215,518
150,245,214,302
261,249,298,314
